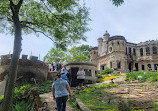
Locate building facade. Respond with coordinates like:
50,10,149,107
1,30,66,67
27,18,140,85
90,31,158,73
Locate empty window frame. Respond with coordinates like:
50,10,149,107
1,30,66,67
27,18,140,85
129,47,131,55
152,46,157,54
140,48,143,56
117,61,121,69
142,65,145,70
133,48,136,56
110,62,112,68
146,47,150,55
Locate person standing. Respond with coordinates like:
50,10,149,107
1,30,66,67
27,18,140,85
52,74,72,111
77,68,85,87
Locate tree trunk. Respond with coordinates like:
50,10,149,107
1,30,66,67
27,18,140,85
2,7,22,111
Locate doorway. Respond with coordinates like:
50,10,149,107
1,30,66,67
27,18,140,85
70,67,79,87
135,63,138,71
128,63,132,72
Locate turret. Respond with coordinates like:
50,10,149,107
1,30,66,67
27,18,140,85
102,30,110,55
97,37,103,56
103,30,110,41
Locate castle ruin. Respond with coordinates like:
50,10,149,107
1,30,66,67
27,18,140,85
90,31,158,72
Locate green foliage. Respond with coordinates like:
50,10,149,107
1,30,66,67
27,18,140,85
0,95,4,102
14,84,31,99
126,71,158,82
81,84,118,94
66,44,91,62
44,44,92,62
99,68,114,75
14,80,52,100
12,101,31,111
110,0,124,6
148,102,158,108
0,0,90,49
43,48,66,63
73,84,118,111
32,80,52,94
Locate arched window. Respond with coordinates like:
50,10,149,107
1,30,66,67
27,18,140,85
152,46,157,54
133,48,136,56
146,47,150,55
117,41,120,45
140,48,143,56
117,61,121,69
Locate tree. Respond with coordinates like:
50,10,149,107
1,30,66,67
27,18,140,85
0,0,90,111
67,44,91,61
0,0,123,110
44,44,92,62
43,48,66,63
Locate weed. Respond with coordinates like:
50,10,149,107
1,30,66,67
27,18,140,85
149,102,158,108
12,101,31,111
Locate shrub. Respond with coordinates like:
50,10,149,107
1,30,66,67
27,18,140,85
14,84,31,99
126,71,158,82
0,95,4,102
99,68,114,75
12,101,31,111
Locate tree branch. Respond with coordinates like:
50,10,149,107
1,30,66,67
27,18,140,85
9,0,15,15
25,25,56,43
17,0,24,11
21,21,53,29
40,0,59,20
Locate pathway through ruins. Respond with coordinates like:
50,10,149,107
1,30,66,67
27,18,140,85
40,92,74,111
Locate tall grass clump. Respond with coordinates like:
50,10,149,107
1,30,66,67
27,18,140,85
126,71,158,82
72,84,119,111
12,101,31,111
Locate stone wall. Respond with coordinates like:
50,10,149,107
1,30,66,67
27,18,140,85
90,31,158,72
0,54,49,96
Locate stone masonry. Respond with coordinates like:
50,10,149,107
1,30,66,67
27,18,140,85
90,31,158,73
0,54,48,96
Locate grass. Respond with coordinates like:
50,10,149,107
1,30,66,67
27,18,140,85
125,71,158,82
149,102,158,108
69,84,119,111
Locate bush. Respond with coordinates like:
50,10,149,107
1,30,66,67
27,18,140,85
126,71,158,82
14,84,31,99
12,101,31,111
99,68,114,75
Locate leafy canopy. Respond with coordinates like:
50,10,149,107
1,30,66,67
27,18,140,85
0,0,90,49
43,44,91,62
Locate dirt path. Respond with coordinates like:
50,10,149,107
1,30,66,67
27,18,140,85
40,92,74,111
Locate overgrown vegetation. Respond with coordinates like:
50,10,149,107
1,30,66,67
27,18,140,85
69,84,120,111
12,101,31,111
97,68,120,83
126,71,158,82
1,101,31,111
99,68,114,75
0,80,53,110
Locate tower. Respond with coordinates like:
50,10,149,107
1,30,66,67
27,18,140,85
102,30,110,55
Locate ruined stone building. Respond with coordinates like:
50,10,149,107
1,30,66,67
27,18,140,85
90,31,158,73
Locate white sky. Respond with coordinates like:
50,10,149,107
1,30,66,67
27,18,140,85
0,0,158,60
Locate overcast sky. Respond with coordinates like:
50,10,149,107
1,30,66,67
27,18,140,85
0,0,158,60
